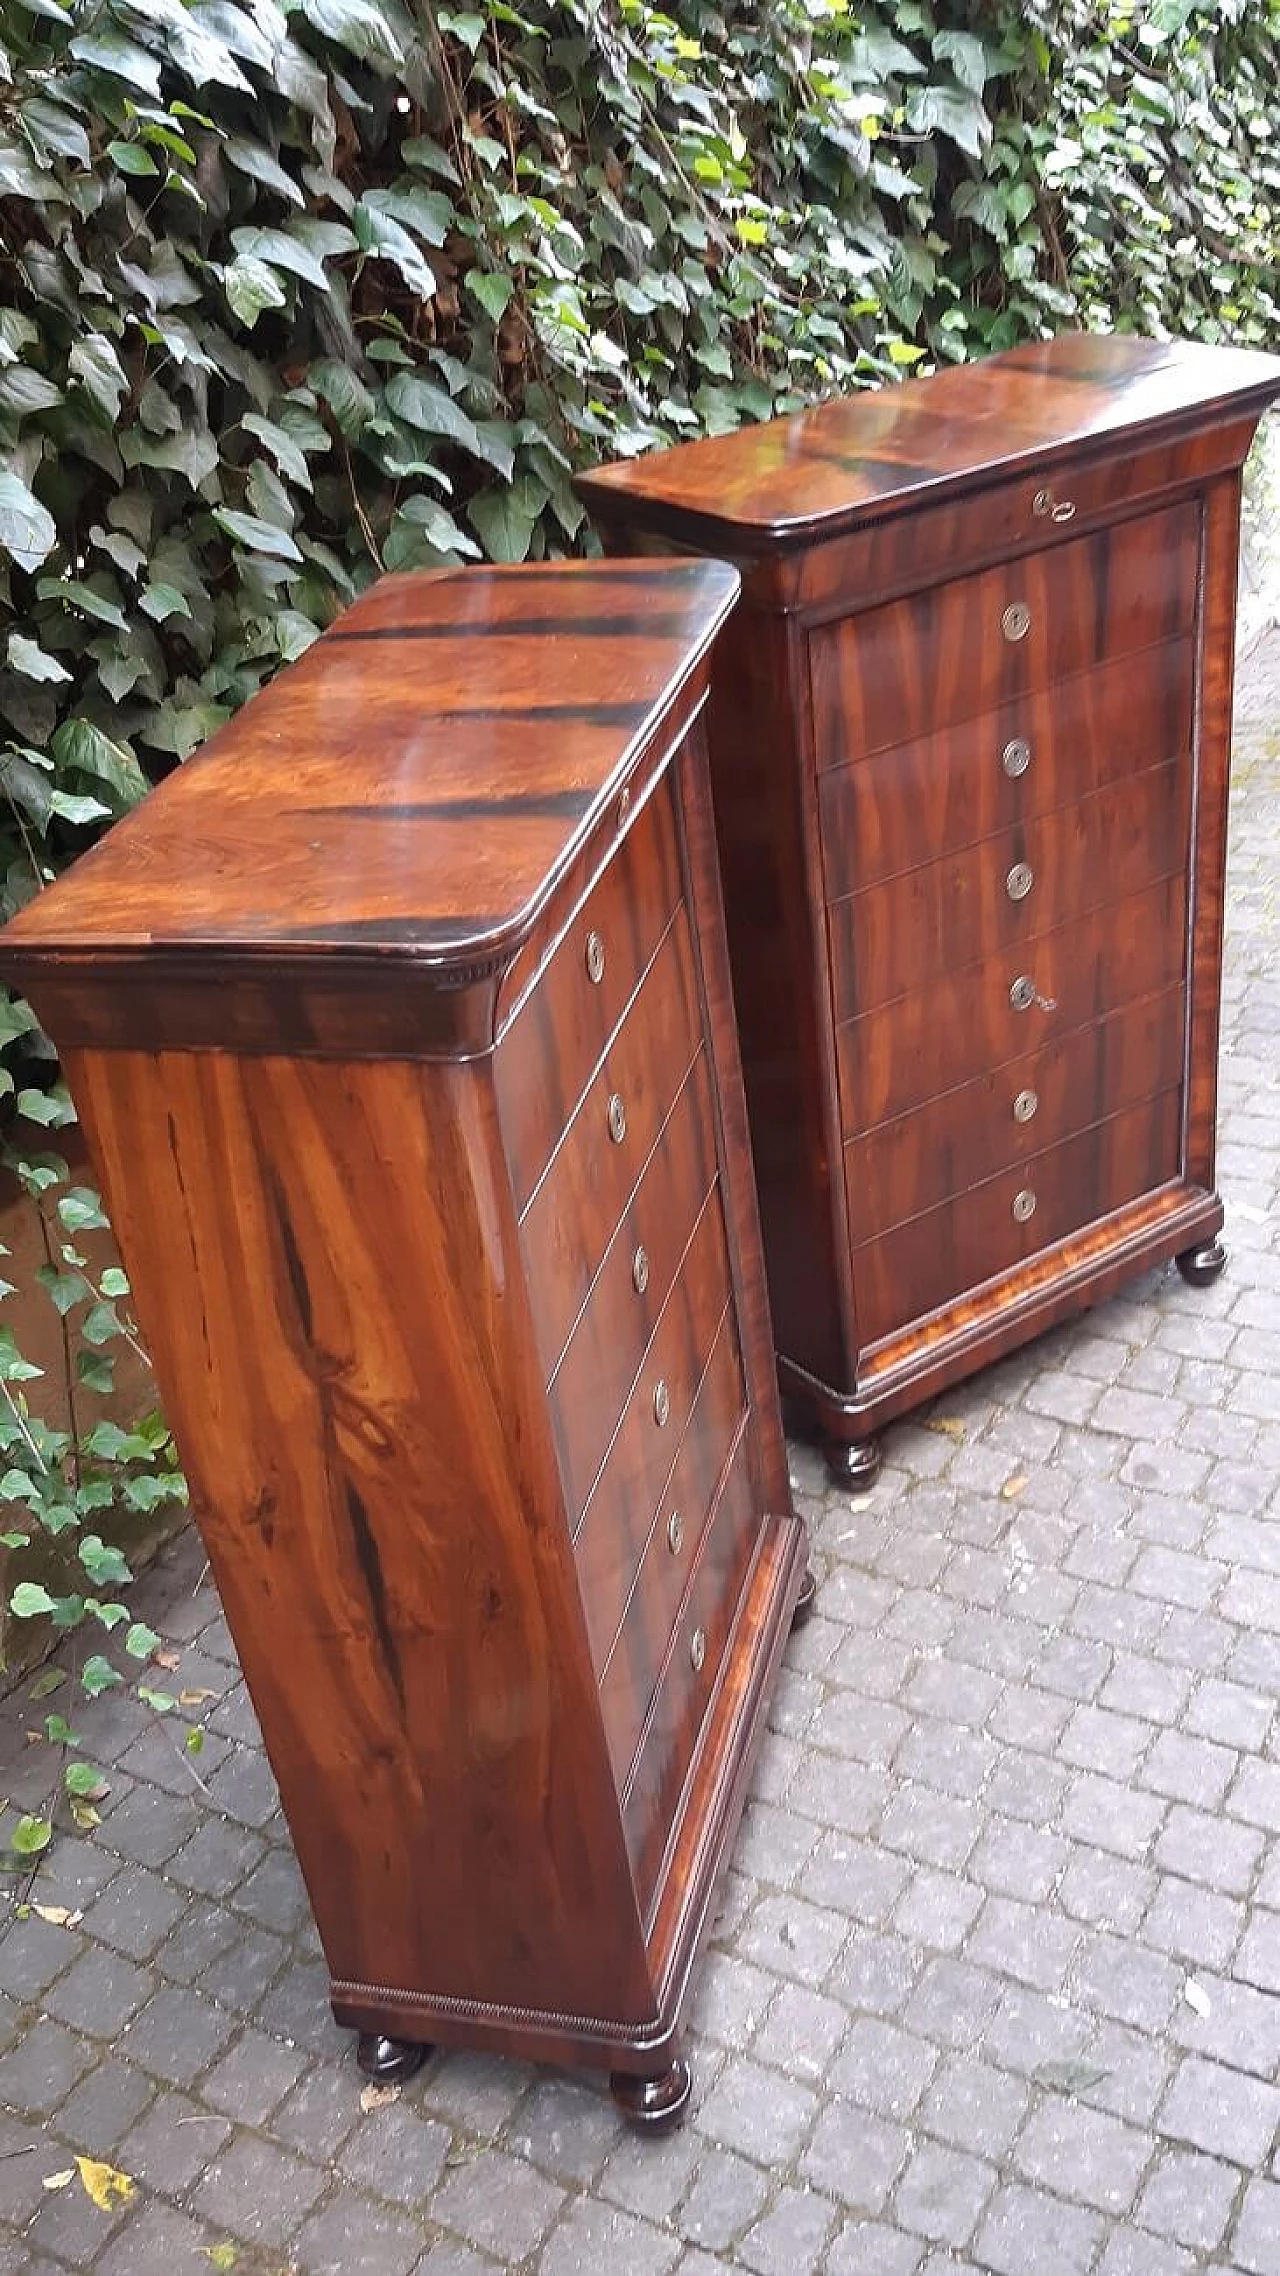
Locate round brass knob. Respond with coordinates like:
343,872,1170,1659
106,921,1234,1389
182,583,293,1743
1003,737,1031,779
667,1510,684,1557
1010,976,1036,1012
632,1245,649,1295
690,1625,707,1672
585,931,605,984
1006,862,1034,903
607,1093,626,1144
653,1379,670,1427
1012,1188,1037,1224
1013,1088,1039,1124
1002,602,1031,643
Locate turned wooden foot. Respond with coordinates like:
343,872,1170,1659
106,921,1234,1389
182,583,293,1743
610,2057,692,2133
825,1435,881,1492
356,2032,430,2085
1177,1237,1227,1289
791,1565,818,1630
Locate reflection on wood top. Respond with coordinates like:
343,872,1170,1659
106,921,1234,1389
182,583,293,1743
575,333,1280,552
1,560,738,975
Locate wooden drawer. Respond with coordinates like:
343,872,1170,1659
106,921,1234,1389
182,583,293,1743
496,778,684,1209
546,1054,719,1512
818,636,1194,896
828,752,1190,1020
574,1183,734,1631
846,986,1187,1244
518,910,703,1366
808,500,1199,764
622,1432,762,1918
854,1087,1183,1345
837,871,1189,1138
597,1311,746,1778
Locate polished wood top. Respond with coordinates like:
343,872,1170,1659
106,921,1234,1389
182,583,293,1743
1,561,739,981
576,334,1280,555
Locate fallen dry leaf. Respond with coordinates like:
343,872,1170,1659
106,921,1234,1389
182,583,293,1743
154,1650,181,1671
179,1689,217,1706
75,2155,136,2212
1184,1978,1211,2017
359,2081,401,2113
203,2246,240,2271
42,2169,75,2191
1001,1473,1029,1501
924,1417,966,1442
32,1904,82,1928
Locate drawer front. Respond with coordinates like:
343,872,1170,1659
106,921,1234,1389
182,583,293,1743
854,1087,1183,1346
828,753,1190,1020
846,986,1187,1245
546,1054,719,1513
574,1184,737,1636
808,500,1199,765
837,871,1189,1138
597,1314,747,1776
818,636,1194,896
622,1433,762,1918
518,909,703,1367
496,778,684,1211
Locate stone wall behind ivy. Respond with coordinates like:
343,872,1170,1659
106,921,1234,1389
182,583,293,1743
1,0,1277,1107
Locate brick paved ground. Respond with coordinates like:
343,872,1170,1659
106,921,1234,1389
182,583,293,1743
1,632,1277,2274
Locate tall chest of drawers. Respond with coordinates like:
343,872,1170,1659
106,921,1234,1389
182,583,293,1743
1,560,808,2127
578,334,1280,1483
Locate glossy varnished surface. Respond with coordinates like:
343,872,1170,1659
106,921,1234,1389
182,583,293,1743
582,337,1280,1454
577,333,1280,552
1,561,738,983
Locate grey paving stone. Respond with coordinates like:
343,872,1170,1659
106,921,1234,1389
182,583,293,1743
199,2022,308,2124
429,2146,565,2260
42,1944,153,2038
79,1862,185,1960
798,1834,909,1922
800,2099,910,2214
1136,2145,1242,2252
690,1952,777,2051
1233,1908,1280,1993
973,2180,1104,2275
93,2200,221,2276
1169,1968,1280,2079
678,2145,770,2248
829,2017,936,2121
1094,2229,1197,2276
917,2054,1030,2162
55,2053,154,2153
696,2054,816,2163
893,2139,996,2247
1140,1727,1238,1808
295,2190,429,2276
1141,1876,1244,1971
738,2184,837,2276
0,2018,94,2115
505,2072,622,2187
1155,1802,1266,1893
892,1865,985,1952
825,2217,925,2276
1013,2099,1153,2214
1158,2053,1280,2166
738,1891,849,1985
595,2123,700,2223
1232,2176,1280,2276
0,1910,81,2000
119,2087,233,2193
120,1980,237,2084
830,1926,923,2018
751,1981,849,2084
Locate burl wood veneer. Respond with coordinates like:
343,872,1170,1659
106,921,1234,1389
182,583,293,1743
577,334,1280,1484
1,561,810,2127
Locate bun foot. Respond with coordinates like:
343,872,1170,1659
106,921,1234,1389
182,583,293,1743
791,1565,818,1630
1177,1237,1227,1289
611,2057,692,2134
356,2032,430,2086
825,1435,881,1492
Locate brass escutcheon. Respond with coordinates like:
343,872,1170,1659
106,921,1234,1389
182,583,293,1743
607,1093,627,1143
1013,1088,1039,1124
1002,601,1031,643
1010,975,1036,1011
1033,486,1077,524
1003,736,1031,778
690,1625,707,1672
585,930,605,984
1012,1188,1037,1224
667,1510,684,1557
632,1245,649,1295
653,1378,671,1427
1006,861,1034,903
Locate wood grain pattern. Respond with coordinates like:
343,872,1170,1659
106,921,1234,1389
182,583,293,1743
846,987,1187,1243
581,336,1280,1458
807,502,1198,763
5,561,806,2112
816,636,1194,886
827,754,1191,1020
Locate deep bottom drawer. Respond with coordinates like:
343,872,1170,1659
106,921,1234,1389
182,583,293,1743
853,1087,1183,1346
621,1431,761,1917
846,986,1186,1243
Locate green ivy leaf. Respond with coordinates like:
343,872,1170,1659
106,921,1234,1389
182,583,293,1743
9,1580,58,1618
6,633,71,683
466,268,513,324
79,1534,133,1588
213,509,304,563
125,1621,162,1660
0,472,57,574
8,1814,53,1856
80,1655,123,1697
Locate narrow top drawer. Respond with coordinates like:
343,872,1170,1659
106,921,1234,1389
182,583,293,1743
496,778,683,1210
808,501,1199,765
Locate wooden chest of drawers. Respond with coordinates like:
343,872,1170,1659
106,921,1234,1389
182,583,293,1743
577,335,1280,1482
1,561,808,2127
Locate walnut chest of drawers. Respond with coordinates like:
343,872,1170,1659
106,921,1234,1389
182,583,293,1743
1,560,808,2127
578,334,1280,1483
